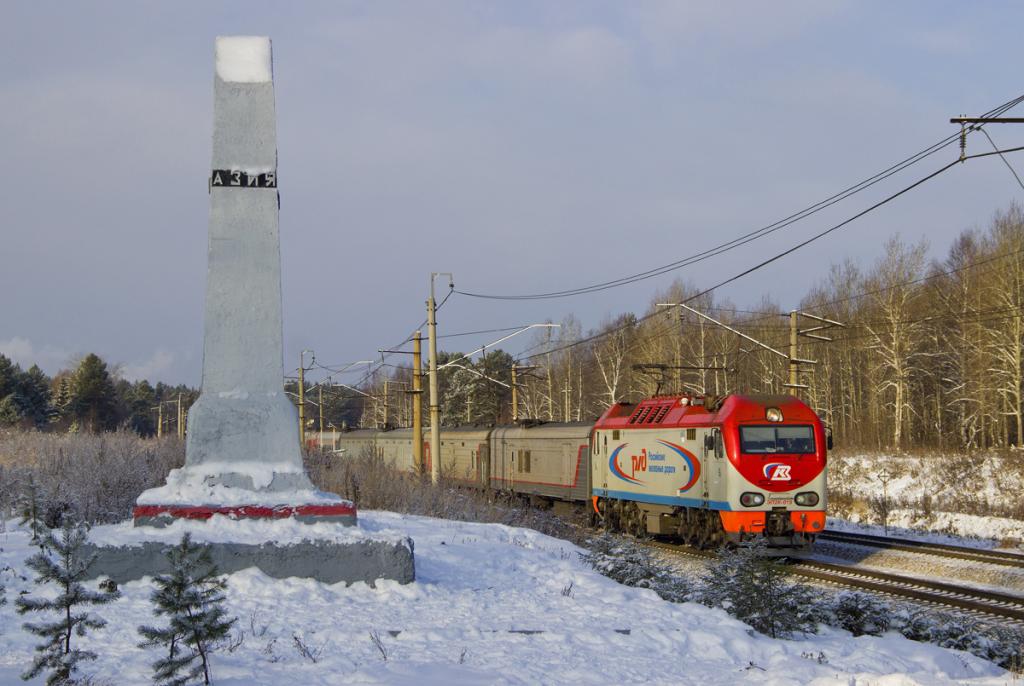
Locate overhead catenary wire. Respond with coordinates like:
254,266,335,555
352,96,1024,392
455,94,1024,301
980,129,1024,192
510,145,1024,364
456,239,1024,375
347,283,456,389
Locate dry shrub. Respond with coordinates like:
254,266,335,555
0,429,580,540
0,429,184,524
305,448,583,542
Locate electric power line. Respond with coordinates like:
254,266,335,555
455,94,1024,301
511,145,1024,364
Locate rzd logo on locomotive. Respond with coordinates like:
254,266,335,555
609,444,645,484
763,463,792,481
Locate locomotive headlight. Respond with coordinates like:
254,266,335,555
765,407,783,422
740,492,765,507
795,492,820,506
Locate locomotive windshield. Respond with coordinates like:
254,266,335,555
739,425,815,454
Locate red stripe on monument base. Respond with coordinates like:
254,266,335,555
133,504,357,520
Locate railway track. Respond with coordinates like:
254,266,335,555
647,540,1024,624
819,530,1024,568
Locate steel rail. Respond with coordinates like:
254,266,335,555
646,540,1024,624
819,530,1024,568
792,559,1024,622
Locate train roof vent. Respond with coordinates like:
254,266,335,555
628,401,675,424
628,406,650,424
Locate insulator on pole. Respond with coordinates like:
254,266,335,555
959,118,967,162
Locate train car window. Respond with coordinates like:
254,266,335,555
524,450,531,473
612,430,620,440
686,428,696,441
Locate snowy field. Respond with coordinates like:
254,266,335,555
0,512,1014,685
829,452,1024,544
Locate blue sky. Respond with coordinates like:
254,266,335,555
1,2,1021,385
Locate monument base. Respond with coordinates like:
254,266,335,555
83,516,415,586
132,503,358,527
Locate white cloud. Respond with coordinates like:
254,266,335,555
119,349,176,383
0,337,72,374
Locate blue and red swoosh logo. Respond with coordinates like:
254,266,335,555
608,440,702,491
656,440,701,492
609,444,643,484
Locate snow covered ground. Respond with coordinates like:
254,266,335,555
826,515,1024,551
0,512,1013,685
829,452,1024,545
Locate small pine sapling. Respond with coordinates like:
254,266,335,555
15,518,120,685
830,591,891,636
138,533,236,686
17,477,47,544
696,539,819,639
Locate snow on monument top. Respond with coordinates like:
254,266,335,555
215,36,272,83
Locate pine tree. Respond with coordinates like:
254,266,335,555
0,354,26,427
0,394,22,426
17,476,47,543
126,380,157,436
696,540,820,639
138,533,236,686
19,365,54,428
15,519,120,685
69,354,118,433
0,354,19,399
51,373,73,423
830,591,891,636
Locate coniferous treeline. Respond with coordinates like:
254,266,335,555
361,206,1024,453
0,352,197,436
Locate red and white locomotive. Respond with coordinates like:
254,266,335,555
591,394,826,551
319,392,827,554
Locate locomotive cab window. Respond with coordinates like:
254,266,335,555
740,425,815,454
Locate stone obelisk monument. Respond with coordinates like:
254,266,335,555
135,36,352,524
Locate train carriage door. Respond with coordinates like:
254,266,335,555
479,442,490,488
702,428,723,501
700,429,712,501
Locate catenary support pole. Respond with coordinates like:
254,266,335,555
427,273,451,485
511,364,518,423
427,288,440,484
412,331,423,474
789,310,799,396
177,393,184,439
318,385,324,438
298,351,307,446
